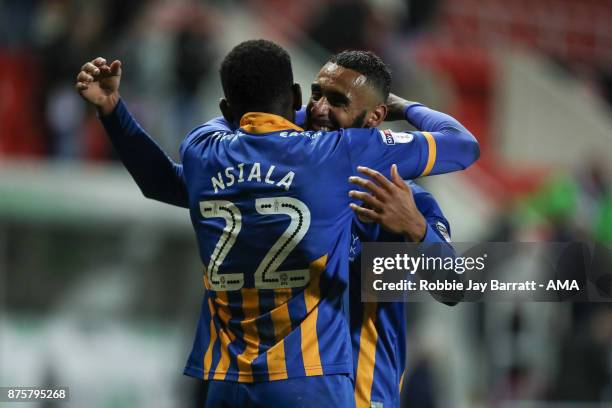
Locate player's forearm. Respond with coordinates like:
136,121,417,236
96,93,121,117
406,104,480,174
403,103,467,134
99,99,189,208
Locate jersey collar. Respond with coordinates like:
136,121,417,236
239,112,303,134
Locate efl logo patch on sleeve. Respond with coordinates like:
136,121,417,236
436,221,452,243
380,129,414,145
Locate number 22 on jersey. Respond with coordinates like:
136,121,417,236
200,197,311,291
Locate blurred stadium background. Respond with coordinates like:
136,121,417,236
1,0,612,407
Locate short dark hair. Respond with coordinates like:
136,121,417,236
328,50,392,101
220,39,294,113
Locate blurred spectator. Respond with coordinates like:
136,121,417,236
510,158,610,243
306,0,373,53
0,52,47,156
552,306,612,402
172,5,217,136
401,357,437,408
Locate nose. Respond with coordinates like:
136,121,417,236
312,97,330,116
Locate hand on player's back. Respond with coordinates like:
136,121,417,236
75,57,122,115
349,165,427,242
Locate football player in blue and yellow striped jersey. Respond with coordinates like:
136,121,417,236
306,52,456,408
348,173,452,408
77,42,474,407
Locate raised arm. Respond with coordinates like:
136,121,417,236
344,97,479,180
99,99,189,207
386,94,480,174
76,57,197,208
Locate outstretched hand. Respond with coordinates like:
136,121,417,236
75,57,122,115
348,165,427,242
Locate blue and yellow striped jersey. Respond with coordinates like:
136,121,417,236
350,181,452,406
180,112,469,383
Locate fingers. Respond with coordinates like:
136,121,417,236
81,57,120,79
81,62,100,76
89,57,111,71
391,164,400,182
349,203,380,222
357,166,395,193
76,57,106,92
92,57,107,67
93,57,113,75
110,60,122,76
349,175,386,198
76,56,118,96
348,190,383,211
77,71,93,83
390,164,409,191
75,69,93,92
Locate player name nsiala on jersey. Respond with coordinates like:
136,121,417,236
211,162,296,193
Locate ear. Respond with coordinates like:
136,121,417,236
367,104,387,128
219,98,233,124
291,83,302,112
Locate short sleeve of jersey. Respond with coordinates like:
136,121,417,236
343,128,431,180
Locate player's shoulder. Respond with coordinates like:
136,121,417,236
180,117,236,158
191,116,236,140
340,127,379,138
274,129,321,141
274,129,345,156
